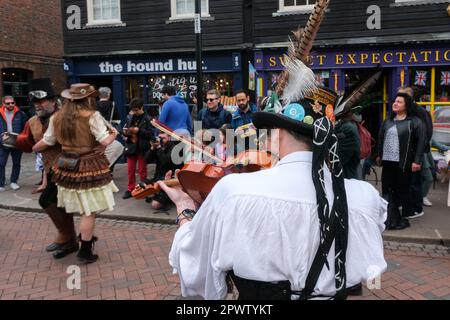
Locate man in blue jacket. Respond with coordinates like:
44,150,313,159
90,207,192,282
197,89,231,129
0,96,27,191
159,86,192,134
231,89,257,130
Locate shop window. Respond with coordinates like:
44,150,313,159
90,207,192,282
124,76,146,106
207,74,234,98
434,67,450,146
436,67,450,104
344,70,384,110
146,73,233,106
266,72,281,95
87,0,123,26
148,74,197,105
314,71,330,89
170,0,209,20
1,68,32,110
408,67,432,108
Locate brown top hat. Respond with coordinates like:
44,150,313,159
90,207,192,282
61,83,98,101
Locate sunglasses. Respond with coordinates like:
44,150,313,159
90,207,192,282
28,90,48,100
207,98,218,102
4,102,15,105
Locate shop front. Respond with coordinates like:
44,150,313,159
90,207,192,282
254,47,450,122
65,52,242,120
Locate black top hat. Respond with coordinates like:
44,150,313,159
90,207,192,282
29,78,57,101
253,86,338,138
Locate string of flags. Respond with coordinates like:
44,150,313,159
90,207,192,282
414,70,450,86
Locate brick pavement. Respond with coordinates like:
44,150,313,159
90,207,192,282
1,209,450,300
2,152,450,245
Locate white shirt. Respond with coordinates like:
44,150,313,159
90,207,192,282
382,125,400,162
4,109,14,133
169,151,387,300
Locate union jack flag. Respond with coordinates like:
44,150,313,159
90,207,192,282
414,71,427,86
315,73,325,86
441,71,450,86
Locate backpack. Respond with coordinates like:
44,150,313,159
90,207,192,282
357,121,375,159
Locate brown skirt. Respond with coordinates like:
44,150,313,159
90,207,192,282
52,150,112,190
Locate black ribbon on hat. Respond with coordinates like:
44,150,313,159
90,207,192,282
300,116,349,300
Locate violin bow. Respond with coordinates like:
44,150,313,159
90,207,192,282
151,119,223,164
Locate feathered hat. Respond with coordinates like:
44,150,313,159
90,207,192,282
252,0,350,300
253,0,337,137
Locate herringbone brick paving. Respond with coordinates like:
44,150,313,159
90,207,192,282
1,210,450,300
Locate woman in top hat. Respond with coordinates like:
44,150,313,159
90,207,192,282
33,83,119,264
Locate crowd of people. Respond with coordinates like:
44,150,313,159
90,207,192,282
0,77,449,300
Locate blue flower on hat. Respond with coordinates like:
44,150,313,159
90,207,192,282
283,103,305,122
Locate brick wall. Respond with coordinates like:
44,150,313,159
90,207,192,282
0,0,66,98
0,0,63,57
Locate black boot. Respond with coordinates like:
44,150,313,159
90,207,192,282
53,238,79,259
77,238,98,264
385,191,401,230
44,204,72,252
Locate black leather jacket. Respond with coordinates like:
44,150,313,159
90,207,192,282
377,115,425,172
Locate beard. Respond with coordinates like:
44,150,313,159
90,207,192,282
36,108,53,119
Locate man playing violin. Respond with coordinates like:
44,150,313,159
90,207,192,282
122,98,154,199
158,84,387,300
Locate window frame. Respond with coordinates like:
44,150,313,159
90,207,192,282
277,0,314,13
86,0,123,27
393,0,449,6
170,0,211,20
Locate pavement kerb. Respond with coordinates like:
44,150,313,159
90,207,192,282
2,203,449,246
0,203,176,225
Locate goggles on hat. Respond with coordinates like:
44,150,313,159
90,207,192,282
28,90,48,100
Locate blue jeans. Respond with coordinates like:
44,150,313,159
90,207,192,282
0,147,23,187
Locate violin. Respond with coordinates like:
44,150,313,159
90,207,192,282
177,150,273,203
132,178,179,199
131,120,276,203
123,127,138,144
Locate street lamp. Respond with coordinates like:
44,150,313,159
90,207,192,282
195,0,203,113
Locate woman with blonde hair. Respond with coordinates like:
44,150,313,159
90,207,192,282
33,83,119,263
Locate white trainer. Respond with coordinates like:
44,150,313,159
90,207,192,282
422,197,433,207
0,187,5,192
406,211,424,219
10,183,20,191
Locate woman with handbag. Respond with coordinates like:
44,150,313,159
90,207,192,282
122,98,153,199
33,83,119,264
